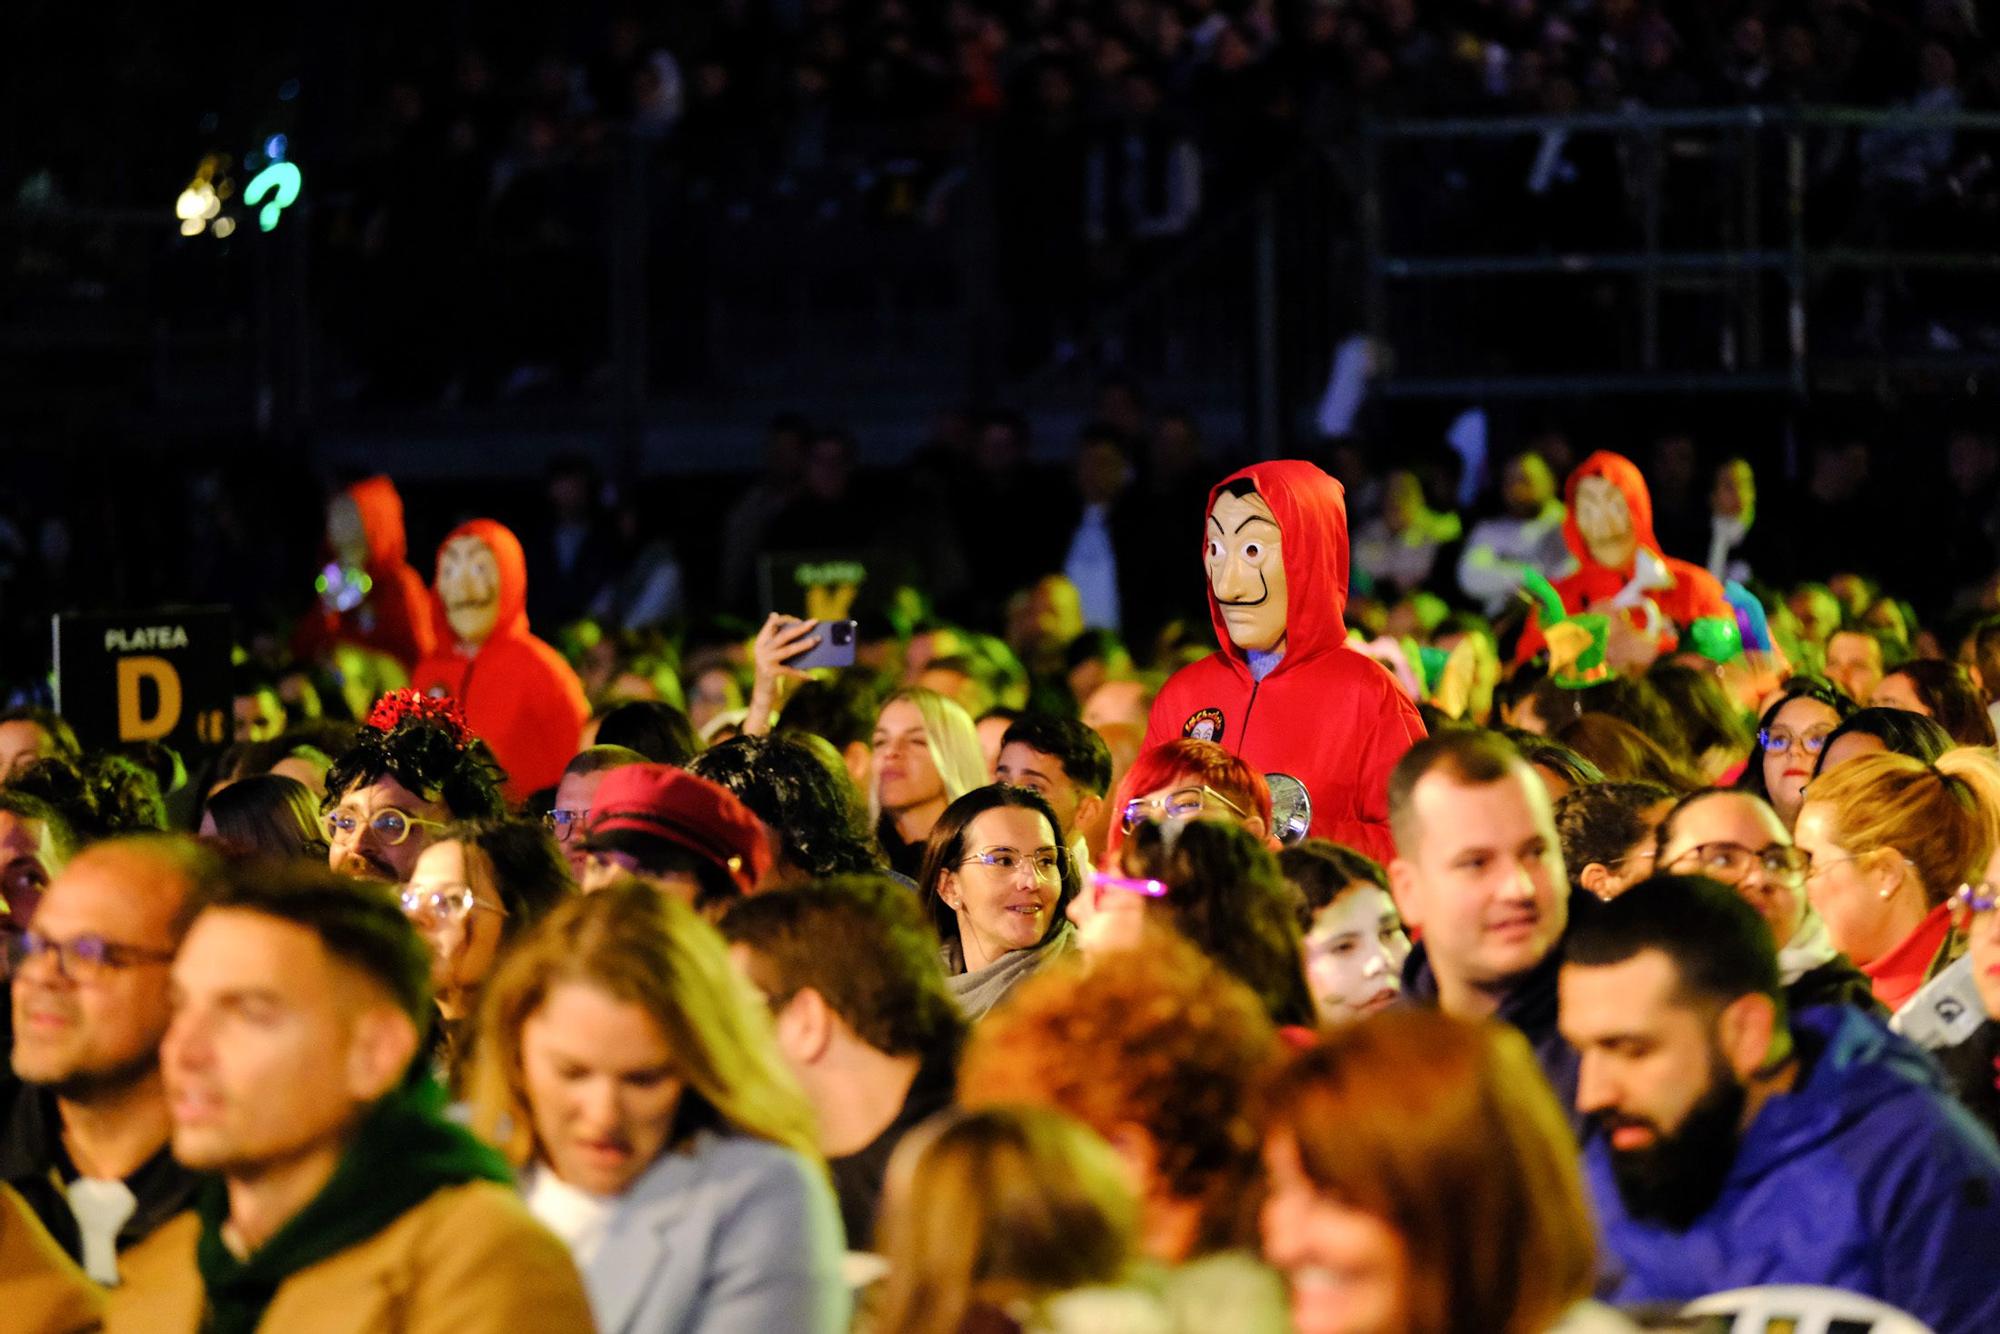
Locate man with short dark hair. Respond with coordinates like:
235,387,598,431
110,864,592,1330
996,714,1113,863
546,745,648,877
322,691,505,883
1826,628,1886,708
230,673,286,745
1562,875,2000,1334
1387,731,1576,1110
0,790,72,932
2,836,215,1283
721,876,962,1247
577,763,771,916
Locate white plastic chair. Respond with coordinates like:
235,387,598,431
1681,1285,1935,1334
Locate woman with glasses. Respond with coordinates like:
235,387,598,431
1734,677,1854,831
1794,748,2000,1011
404,818,576,1087
1937,879,2000,1140
872,688,987,880
919,785,1079,1019
468,880,847,1333
1104,740,1274,858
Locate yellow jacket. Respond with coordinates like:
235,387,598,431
0,1183,102,1334
104,1180,594,1333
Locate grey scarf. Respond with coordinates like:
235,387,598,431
945,921,1078,1020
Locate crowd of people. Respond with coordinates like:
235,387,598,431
0,433,1998,1334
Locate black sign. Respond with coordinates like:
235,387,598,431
52,608,233,753
759,550,876,622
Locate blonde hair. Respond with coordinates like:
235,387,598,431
869,1105,1138,1334
1802,748,1999,906
466,879,821,1171
869,687,987,826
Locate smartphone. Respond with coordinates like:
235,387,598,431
789,619,858,670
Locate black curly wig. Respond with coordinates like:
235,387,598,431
688,733,882,883
323,699,507,821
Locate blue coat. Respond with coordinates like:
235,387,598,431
1588,1006,2000,1334
565,1130,849,1334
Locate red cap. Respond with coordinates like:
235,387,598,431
581,764,772,896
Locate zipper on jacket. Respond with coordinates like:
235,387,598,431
1238,678,1260,753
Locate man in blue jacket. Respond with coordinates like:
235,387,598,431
1560,875,2000,1334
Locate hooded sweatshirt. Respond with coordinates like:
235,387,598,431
1515,451,1729,664
410,519,590,801
293,476,438,671
1589,1006,2000,1334
1142,461,1426,861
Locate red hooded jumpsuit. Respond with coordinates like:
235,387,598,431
1143,460,1427,862
1514,450,1731,664
411,519,591,802
293,475,438,672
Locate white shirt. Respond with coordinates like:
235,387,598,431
525,1167,617,1269
66,1176,137,1285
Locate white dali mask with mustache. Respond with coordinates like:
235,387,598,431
438,534,502,650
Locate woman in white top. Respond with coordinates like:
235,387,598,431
468,879,848,1334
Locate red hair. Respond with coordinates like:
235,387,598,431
1103,740,1272,856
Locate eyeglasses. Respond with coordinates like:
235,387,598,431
399,885,509,925
959,847,1066,880
1949,883,1998,931
1758,728,1832,756
6,931,176,983
543,808,588,841
1120,784,1249,834
323,807,449,847
1669,841,1811,885
1088,871,1170,911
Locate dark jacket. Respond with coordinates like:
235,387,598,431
1788,955,1888,1018
1403,935,1581,1132
1589,1006,2000,1334
830,1045,957,1248
1935,1019,2000,1146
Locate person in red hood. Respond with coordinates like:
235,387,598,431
410,520,590,802
1514,451,1731,666
294,476,438,672
1142,460,1426,862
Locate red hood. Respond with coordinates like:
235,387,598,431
1560,450,1663,580
1205,460,1350,674
346,475,411,571
437,518,531,645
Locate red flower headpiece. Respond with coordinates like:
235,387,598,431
365,689,473,745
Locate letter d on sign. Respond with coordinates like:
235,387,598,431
116,656,183,741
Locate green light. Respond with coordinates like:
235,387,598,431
244,161,302,232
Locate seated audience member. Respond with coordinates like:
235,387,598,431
973,706,1020,780
592,699,701,766
1646,662,1753,784
321,691,506,883
1388,731,1580,1111
113,864,594,1331
721,877,962,1247
1561,875,2000,1334
231,670,288,744
690,734,884,887
1937,878,2000,1140
1081,676,1156,735
574,763,772,916
1261,1010,1628,1334
995,714,1114,864
1795,749,2000,1012
469,881,847,1333
871,689,987,880
12,754,168,843
1499,727,1606,801
1735,678,1855,832
960,939,1291,1332
401,818,574,1087
1064,630,1133,716
2,837,218,1282
1554,782,1674,901
1812,706,1952,777
1824,628,1888,708
870,1106,1170,1334
0,708,80,784
544,744,648,878
773,674,882,792
920,786,1078,1020
1550,714,1703,791
1105,740,1274,856
197,775,328,862
1280,840,1411,1023
1456,450,1572,617
0,1180,101,1329
1874,658,1999,747
0,791,73,932
1655,789,1880,1014
1087,819,1315,1029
